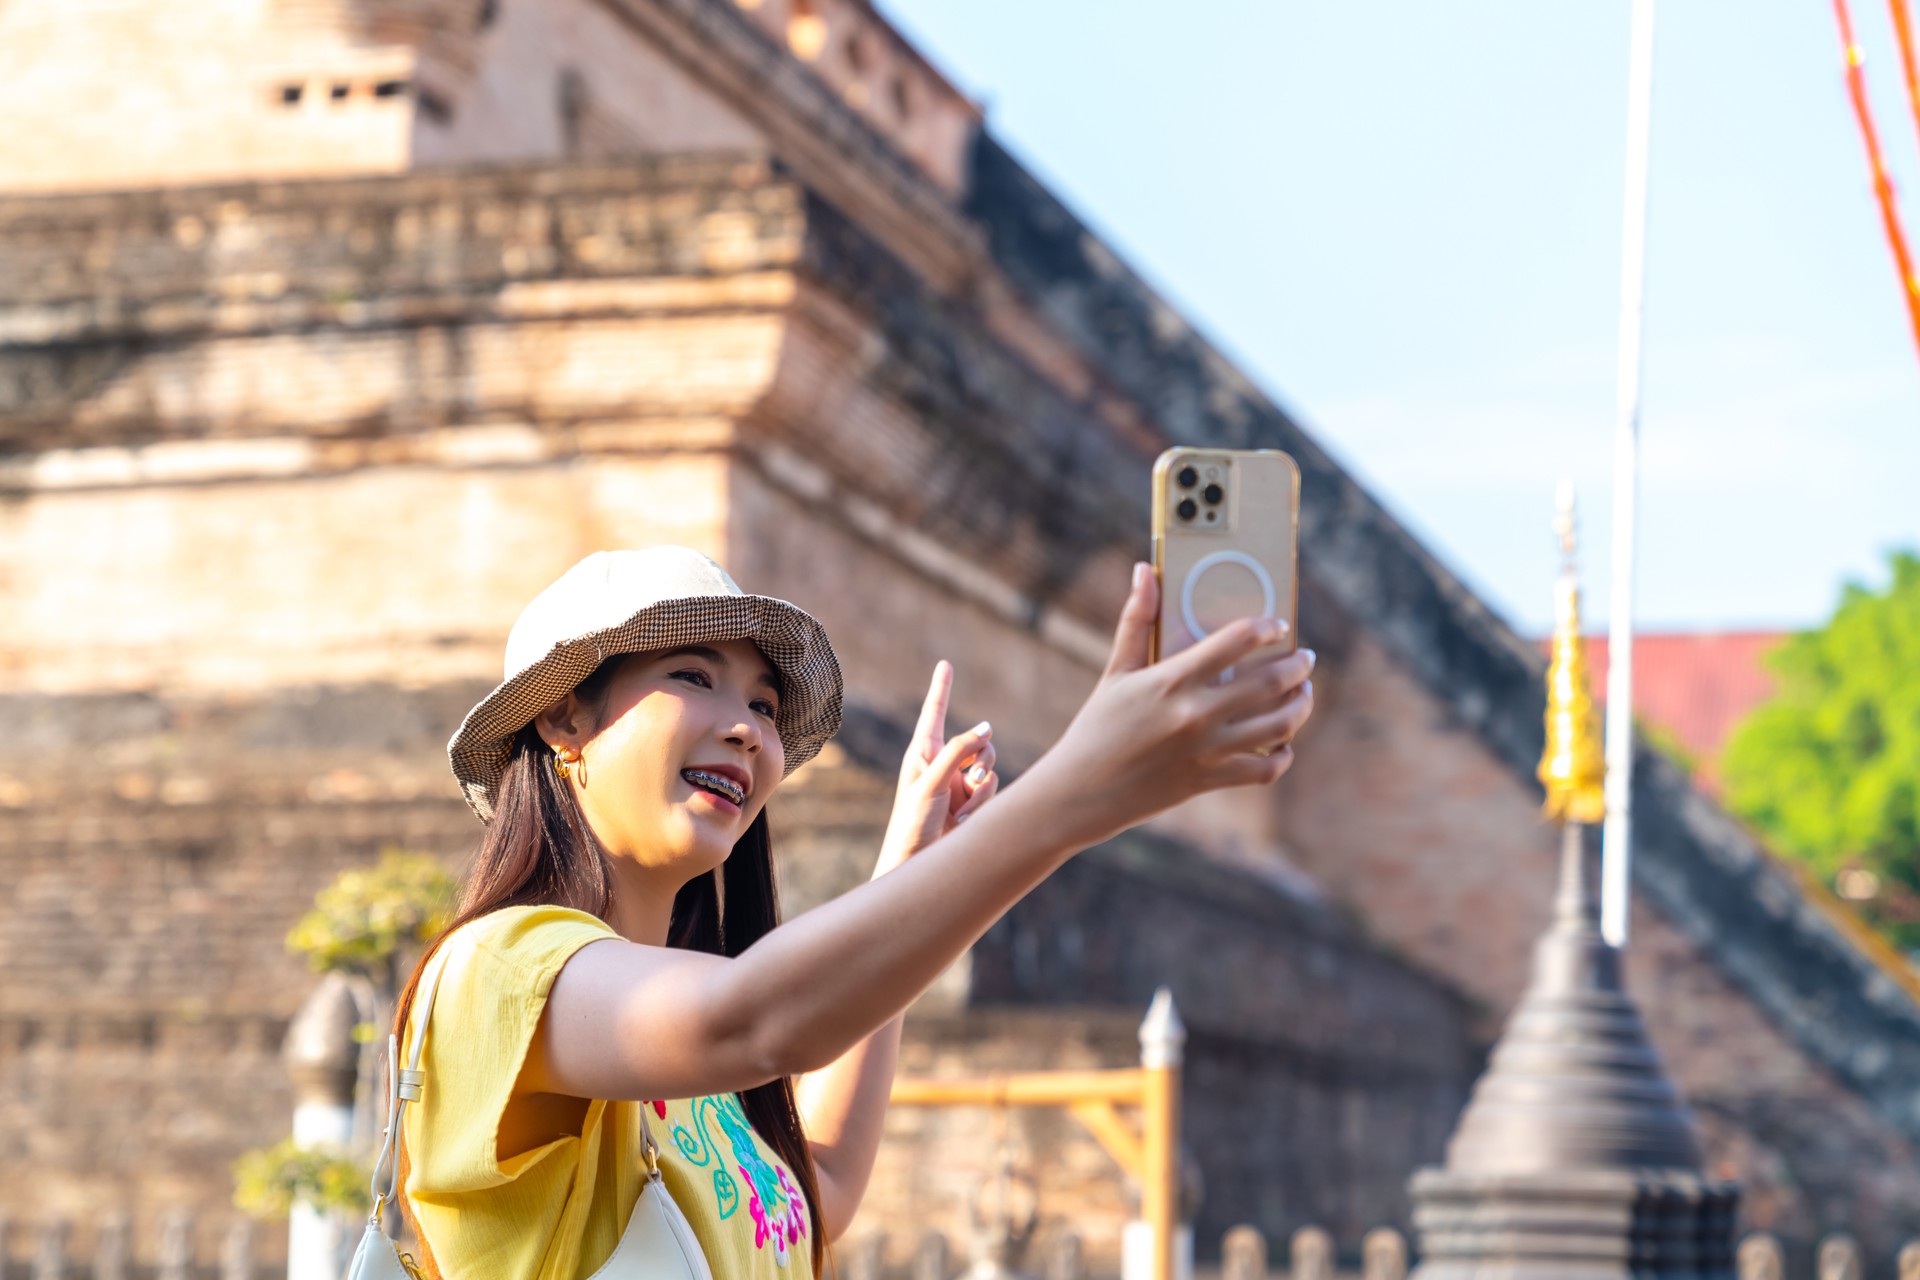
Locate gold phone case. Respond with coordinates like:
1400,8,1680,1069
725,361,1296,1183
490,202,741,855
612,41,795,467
1150,447,1300,663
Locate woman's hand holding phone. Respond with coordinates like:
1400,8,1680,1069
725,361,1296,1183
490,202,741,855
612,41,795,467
1021,562,1314,852
526,560,1310,1117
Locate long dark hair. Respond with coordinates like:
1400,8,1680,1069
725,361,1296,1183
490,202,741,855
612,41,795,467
393,657,826,1273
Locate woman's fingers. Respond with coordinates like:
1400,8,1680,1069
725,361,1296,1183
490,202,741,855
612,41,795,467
946,739,996,819
1102,563,1160,679
1214,744,1297,790
953,768,999,822
1217,680,1314,755
1204,648,1316,722
1164,615,1290,690
904,661,953,772
925,720,992,789
963,740,997,785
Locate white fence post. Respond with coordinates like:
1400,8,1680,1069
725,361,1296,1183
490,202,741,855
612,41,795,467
1221,1225,1267,1280
30,1219,67,1280
285,973,361,1280
91,1214,131,1280
1289,1227,1334,1280
156,1211,194,1280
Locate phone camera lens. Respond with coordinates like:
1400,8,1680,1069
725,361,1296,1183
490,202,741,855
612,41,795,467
1176,466,1199,489
1202,483,1224,505
1176,497,1199,522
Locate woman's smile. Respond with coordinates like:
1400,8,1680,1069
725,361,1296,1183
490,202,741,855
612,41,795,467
681,764,750,807
682,769,746,815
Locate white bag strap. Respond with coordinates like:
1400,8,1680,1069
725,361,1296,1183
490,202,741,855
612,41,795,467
366,945,455,1230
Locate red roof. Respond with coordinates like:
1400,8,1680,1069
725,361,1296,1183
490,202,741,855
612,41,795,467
1545,631,1787,793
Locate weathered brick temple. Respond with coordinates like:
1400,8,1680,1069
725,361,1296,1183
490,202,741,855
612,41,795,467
3,0,1918,1272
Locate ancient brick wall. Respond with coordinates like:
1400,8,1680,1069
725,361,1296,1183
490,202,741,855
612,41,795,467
0,684,483,1266
406,0,765,167
0,161,1470,1273
0,0,966,259
968,832,1473,1248
0,161,792,702
715,0,978,193
0,0,763,193
0,164,793,1261
0,0,417,193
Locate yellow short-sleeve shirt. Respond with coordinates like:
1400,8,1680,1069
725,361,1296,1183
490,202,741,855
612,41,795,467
402,905,817,1280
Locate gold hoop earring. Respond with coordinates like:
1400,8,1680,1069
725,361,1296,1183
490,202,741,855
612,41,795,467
552,746,574,782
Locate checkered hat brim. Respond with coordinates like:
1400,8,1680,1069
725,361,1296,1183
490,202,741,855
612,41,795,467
448,592,843,824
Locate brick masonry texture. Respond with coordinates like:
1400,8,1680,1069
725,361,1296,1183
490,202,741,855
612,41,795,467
785,705,1476,1258
0,684,485,1266
0,18,1917,1272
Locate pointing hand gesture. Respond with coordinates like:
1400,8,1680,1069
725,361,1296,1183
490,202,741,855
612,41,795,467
874,660,998,877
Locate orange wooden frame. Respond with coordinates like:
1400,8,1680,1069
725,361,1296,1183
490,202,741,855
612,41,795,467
890,1064,1180,1280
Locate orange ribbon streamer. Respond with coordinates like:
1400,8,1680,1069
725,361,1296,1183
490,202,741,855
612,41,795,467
1834,0,1920,364
1890,0,1920,144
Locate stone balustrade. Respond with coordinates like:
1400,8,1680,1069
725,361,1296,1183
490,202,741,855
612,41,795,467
0,1211,259,1280
3,1212,1914,1280
836,1225,1912,1280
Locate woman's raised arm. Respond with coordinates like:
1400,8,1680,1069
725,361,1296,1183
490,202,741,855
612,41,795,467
521,564,1314,1105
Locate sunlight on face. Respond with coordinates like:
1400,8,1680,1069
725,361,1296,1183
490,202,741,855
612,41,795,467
574,638,786,880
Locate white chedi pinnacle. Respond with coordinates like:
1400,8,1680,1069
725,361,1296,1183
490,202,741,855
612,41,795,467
1138,987,1186,1069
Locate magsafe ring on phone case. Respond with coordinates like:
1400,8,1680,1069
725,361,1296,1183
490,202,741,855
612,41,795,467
1179,549,1277,643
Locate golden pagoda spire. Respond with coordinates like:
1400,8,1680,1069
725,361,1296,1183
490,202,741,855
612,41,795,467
1539,482,1607,825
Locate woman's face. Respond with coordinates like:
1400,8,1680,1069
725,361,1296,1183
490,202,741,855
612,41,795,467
565,638,787,880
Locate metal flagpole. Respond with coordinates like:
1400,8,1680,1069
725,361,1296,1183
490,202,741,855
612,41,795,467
1602,0,1658,949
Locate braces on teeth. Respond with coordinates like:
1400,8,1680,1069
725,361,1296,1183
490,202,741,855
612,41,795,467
682,770,745,805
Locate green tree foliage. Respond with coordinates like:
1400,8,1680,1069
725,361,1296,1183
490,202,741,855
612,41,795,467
286,848,457,980
232,1138,368,1220
1722,551,1920,946
235,850,456,1222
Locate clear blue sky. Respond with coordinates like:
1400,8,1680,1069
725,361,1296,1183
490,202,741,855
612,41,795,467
882,0,1920,635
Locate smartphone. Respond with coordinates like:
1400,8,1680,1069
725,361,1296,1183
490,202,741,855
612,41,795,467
1150,447,1300,664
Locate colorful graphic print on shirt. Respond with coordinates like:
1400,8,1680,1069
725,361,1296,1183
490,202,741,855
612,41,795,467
660,1095,809,1267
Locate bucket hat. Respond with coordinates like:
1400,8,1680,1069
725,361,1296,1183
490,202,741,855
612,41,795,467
448,546,843,823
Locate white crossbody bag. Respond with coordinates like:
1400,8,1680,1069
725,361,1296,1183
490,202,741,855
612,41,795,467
346,947,716,1280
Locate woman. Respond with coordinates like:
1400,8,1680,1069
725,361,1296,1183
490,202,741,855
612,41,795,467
389,544,1315,1280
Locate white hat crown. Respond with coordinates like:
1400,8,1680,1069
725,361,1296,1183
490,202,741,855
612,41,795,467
504,547,745,679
